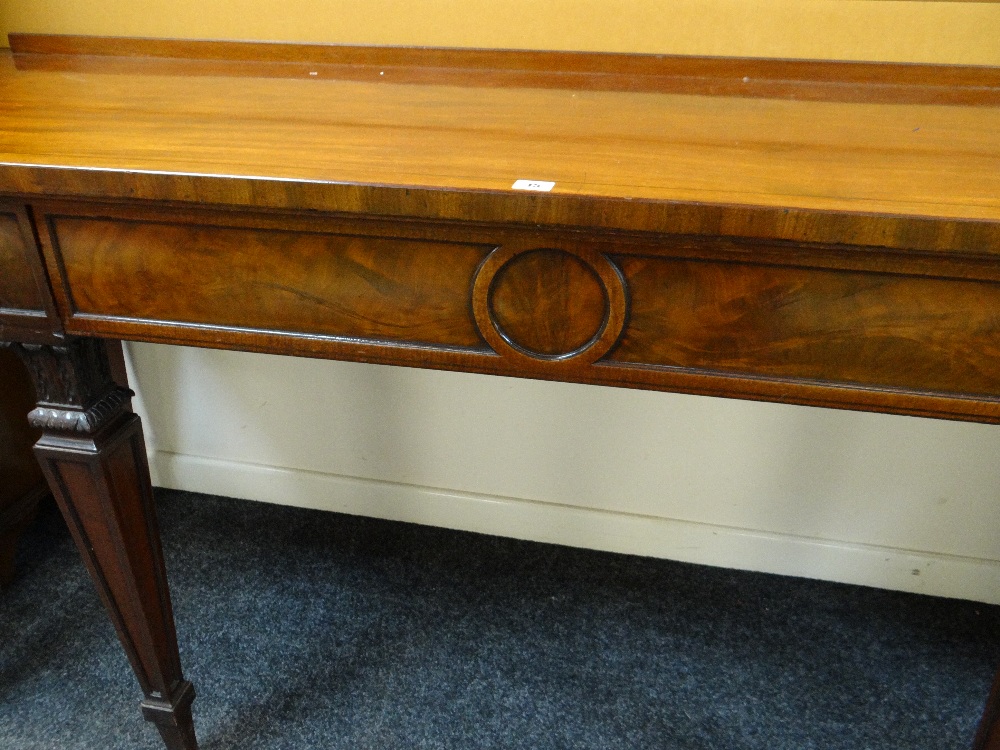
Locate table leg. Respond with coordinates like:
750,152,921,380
7,337,198,750
3,336,996,750
975,666,1000,750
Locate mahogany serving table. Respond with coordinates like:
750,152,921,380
1,34,999,749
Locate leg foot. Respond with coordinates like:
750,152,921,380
143,681,198,750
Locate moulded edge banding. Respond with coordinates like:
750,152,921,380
471,245,628,370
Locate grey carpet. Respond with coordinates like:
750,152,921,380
2,489,998,749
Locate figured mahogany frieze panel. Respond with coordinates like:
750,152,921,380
0,212,43,312
50,217,493,350
31,200,1000,422
0,204,63,343
610,257,1000,397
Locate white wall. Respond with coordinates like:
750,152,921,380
126,344,1000,604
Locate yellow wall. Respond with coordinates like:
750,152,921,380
2,0,1000,64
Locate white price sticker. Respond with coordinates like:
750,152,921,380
512,179,555,192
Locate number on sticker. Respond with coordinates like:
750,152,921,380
512,179,555,192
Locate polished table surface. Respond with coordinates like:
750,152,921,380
1,33,999,749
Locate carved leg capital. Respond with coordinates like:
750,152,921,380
6,337,133,434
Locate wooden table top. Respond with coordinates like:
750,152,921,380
1,34,999,253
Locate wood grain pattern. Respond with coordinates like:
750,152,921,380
0,212,42,311
10,34,1000,105
29,200,1000,422
612,257,1000,397
0,203,62,344
488,249,607,357
51,216,491,350
1,44,999,253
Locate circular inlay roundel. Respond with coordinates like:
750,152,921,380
472,245,628,367
489,249,607,357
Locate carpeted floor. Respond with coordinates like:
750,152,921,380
2,489,998,750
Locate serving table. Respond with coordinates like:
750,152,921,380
1,33,999,749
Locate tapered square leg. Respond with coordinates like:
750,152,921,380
8,337,198,750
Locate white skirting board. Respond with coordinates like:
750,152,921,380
125,345,1000,607
151,449,1000,605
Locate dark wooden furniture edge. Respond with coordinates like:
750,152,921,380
3,174,1000,258
9,33,1000,105
0,201,63,344
18,196,1000,425
975,669,1000,750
